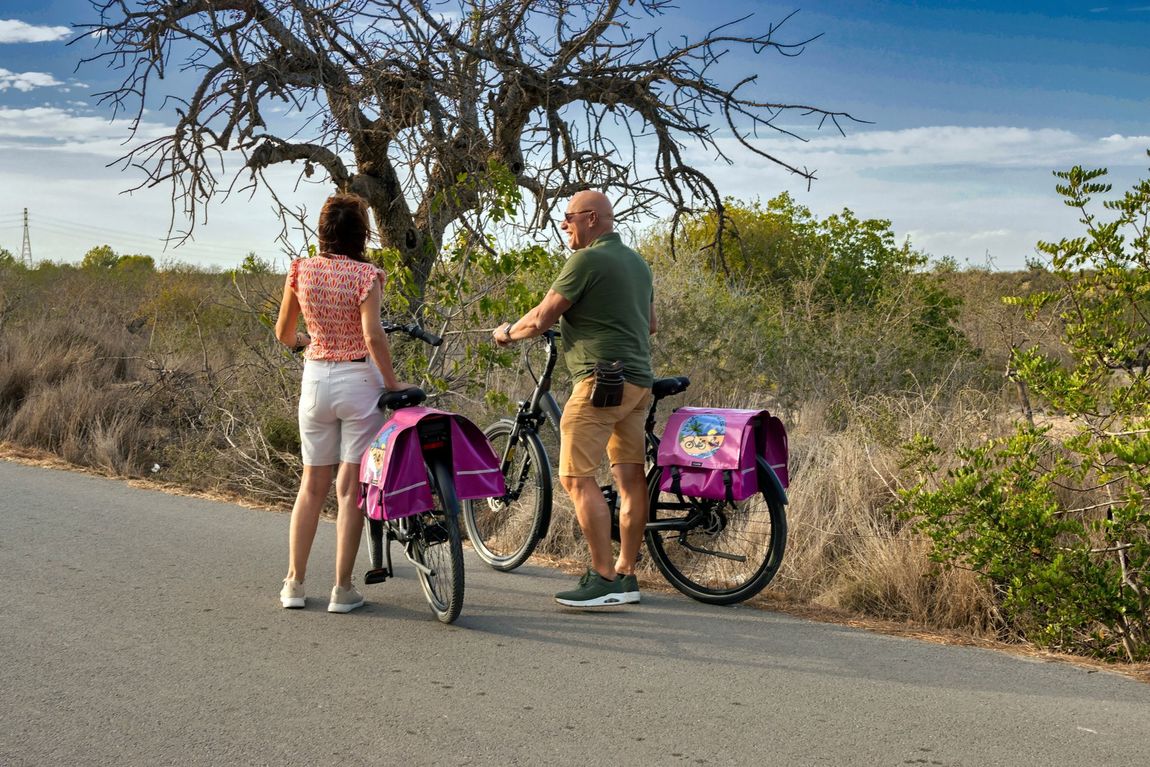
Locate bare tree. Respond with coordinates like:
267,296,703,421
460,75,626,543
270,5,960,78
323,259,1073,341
81,0,858,292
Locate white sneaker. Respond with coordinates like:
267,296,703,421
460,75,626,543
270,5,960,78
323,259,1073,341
280,578,305,609
328,584,365,614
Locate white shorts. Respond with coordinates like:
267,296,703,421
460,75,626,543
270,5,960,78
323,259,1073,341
298,359,387,466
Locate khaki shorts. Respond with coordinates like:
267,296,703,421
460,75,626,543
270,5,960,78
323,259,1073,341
559,377,652,478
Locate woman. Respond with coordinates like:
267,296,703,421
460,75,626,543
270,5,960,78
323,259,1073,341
274,193,410,613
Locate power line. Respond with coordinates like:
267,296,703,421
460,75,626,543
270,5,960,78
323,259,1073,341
29,213,271,255
5,208,302,266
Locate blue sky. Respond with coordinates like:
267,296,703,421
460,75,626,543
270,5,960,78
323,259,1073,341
1,1,1148,270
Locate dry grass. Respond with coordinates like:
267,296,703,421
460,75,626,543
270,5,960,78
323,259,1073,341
739,390,1013,640
0,267,305,508
1,321,150,467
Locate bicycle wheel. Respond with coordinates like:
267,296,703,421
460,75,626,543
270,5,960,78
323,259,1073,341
461,420,552,571
412,457,465,623
644,456,787,605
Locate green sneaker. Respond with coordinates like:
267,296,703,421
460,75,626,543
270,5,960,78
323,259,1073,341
617,573,640,604
554,569,626,608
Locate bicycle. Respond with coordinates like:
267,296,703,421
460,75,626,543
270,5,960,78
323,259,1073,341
461,329,563,570
359,321,504,624
463,332,789,605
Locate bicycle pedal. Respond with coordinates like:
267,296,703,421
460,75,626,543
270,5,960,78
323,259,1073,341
363,567,391,585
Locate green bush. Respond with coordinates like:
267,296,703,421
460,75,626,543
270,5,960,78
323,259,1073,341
904,156,1150,661
646,196,981,414
81,244,121,270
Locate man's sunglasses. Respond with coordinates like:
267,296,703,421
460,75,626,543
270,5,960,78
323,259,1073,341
562,209,594,222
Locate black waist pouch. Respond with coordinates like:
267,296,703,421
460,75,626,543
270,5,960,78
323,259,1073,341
589,361,625,408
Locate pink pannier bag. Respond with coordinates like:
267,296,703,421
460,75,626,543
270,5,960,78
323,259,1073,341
657,407,789,502
359,408,506,521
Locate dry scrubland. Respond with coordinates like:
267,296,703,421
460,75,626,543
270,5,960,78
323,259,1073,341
2,201,1142,664
0,260,1046,621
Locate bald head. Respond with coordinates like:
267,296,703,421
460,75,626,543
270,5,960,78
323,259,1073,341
570,190,614,227
561,190,614,250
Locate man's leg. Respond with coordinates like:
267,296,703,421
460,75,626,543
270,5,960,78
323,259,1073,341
606,384,652,575
611,462,648,575
554,378,626,607
554,473,625,606
605,384,652,604
559,474,616,581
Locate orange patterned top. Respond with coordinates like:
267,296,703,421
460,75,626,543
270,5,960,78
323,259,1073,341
287,254,382,361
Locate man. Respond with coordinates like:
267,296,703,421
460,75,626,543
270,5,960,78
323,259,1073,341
493,190,656,608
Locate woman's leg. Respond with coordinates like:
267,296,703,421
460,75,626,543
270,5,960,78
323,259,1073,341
334,461,365,590
286,463,334,582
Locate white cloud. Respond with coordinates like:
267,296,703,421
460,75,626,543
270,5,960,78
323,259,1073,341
694,125,1150,269
0,106,171,155
712,125,1150,175
3,113,1146,271
0,19,71,43
0,164,333,268
0,68,63,92
0,106,335,268
967,229,1012,241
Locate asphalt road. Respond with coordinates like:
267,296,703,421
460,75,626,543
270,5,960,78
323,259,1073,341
2,459,1148,766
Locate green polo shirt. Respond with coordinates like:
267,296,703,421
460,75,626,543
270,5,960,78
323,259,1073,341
550,232,653,387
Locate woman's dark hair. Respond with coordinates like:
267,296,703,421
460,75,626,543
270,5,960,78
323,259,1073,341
317,194,372,261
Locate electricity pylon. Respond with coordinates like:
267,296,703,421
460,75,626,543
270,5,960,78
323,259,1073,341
20,208,32,266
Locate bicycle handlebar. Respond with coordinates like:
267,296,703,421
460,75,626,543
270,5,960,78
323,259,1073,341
383,322,443,347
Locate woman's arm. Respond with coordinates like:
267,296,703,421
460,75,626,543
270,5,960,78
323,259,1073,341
360,280,405,390
274,281,309,348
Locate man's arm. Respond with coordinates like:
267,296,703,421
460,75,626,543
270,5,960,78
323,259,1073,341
494,289,572,346
649,301,658,335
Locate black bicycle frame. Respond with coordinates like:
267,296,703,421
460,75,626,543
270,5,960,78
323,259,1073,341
495,330,561,522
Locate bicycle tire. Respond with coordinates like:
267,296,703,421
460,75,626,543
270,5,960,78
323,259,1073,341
367,517,385,569
461,420,552,571
413,457,466,623
644,456,787,605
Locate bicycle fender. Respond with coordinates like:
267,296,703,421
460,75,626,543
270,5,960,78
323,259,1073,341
535,459,555,541
757,455,789,506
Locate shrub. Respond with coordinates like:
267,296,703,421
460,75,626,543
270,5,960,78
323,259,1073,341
904,157,1150,661
645,197,983,415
